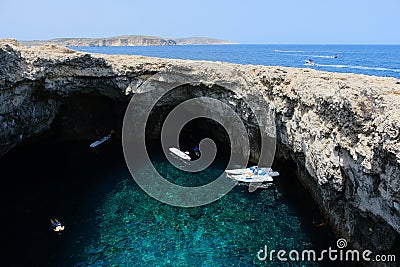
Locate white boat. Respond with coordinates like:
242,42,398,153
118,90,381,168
226,166,279,177
305,59,315,65
169,147,191,161
226,167,272,175
228,173,274,183
225,166,279,183
90,133,111,148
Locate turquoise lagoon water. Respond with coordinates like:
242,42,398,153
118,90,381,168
69,162,308,266
66,157,333,267
1,141,342,266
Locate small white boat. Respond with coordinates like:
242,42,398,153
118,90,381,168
169,147,191,161
225,166,279,183
228,173,274,183
226,167,272,175
90,133,111,148
226,166,279,177
305,59,315,65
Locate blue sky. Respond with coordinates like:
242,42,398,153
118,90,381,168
1,0,399,44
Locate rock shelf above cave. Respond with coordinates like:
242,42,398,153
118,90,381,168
1,39,400,257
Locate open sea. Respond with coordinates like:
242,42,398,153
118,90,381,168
2,44,389,267
72,44,400,79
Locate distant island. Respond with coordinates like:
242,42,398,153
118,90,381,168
20,35,233,47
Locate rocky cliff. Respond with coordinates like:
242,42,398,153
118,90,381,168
20,36,232,47
1,39,399,262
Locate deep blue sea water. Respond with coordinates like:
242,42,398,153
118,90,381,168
72,44,400,79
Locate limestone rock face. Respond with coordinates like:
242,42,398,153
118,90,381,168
1,40,399,259
20,36,233,47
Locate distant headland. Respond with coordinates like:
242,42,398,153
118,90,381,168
20,35,234,47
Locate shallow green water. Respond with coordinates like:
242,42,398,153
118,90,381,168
1,141,339,266
67,159,321,266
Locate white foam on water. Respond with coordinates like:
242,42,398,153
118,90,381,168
304,54,337,59
305,63,400,73
279,53,337,58
274,49,306,53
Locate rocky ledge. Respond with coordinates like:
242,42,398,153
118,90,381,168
1,39,399,261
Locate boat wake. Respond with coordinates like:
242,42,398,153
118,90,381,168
307,63,400,73
274,49,306,53
304,54,338,59
277,52,338,58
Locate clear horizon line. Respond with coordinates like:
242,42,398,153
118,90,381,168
238,42,400,45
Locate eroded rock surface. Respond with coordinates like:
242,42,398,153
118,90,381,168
1,39,399,260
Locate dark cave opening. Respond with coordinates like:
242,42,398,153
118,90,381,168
0,84,346,266
52,93,127,141
143,83,262,168
145,110,232,166
0,92,129,266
